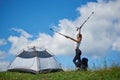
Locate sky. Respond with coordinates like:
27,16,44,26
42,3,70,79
0,0,120,71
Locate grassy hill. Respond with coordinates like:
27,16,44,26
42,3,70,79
0,67,120,80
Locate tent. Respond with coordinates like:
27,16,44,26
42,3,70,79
8,47,63,74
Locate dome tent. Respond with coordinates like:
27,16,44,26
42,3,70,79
8,47,63,74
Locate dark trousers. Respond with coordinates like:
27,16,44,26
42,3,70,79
73,49,82,68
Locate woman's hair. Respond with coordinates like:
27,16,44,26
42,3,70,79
77,33,82,38
79,34,82,37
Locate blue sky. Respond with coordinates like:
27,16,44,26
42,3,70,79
0,0,120,70
1,0,96,38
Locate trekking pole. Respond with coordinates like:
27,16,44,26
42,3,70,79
76,11,94,33
50,28,70,38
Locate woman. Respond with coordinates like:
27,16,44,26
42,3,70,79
65,32,82,69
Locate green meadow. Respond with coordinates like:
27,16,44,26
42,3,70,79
0,67,120,80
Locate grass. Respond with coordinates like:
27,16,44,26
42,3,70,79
0,67,120,80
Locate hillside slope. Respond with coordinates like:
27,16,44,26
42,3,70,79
0,67,120,80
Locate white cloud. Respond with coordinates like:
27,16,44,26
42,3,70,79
8,28,33,54
0,51,6,59
75,0,120,57
112,38,120,51
11,28,32,38
0,61,9,71
8,0,120,59
0,39,7,59
8,35,32,54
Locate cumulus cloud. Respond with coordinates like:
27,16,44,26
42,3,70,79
0,61,9,71
11,28,32,38
0,51,6,59
0,39,9,71
0,39,7,59
8,28,74,55
8,0,120,59
8,30,32,54
112,38,120,51
78,0,120,57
